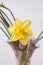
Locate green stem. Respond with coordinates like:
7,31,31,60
0,20,10,37
0,26,9,39
19,61,28,65
0,9,13,25
0,3,15,20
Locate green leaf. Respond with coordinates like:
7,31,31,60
0,20,10,36
0,26,10,39
35,30,43,43
0,9,13,25
0,11,10,27
37,31,43,39
0,3,15,20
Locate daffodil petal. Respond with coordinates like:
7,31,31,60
10,35,19,42
8,26,15,34
28,29,34,36
19,36,28,46
23,20,31,28
15,18,23,27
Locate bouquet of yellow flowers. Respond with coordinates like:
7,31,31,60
0,3,43,65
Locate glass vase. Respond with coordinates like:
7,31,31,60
8,39,38,65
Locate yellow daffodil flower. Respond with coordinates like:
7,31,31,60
8,18,34,46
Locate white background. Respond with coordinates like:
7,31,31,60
0,0,43,65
